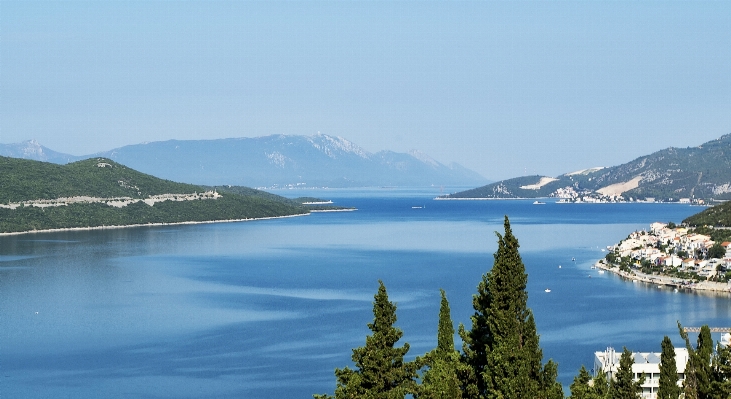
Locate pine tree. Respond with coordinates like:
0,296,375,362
315,281,417,399
608,347,643,399
418,289,462,399
460,216,562,399
658,336,680,399
592,368,610,399
569,365,595,399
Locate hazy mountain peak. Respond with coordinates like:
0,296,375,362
408,149,440,168
0,139,74,163
307,134,371,160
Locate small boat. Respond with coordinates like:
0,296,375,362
533,201,546,205
572,257,576,261
411,206,424,209
544,288,551,293
558,265,562,269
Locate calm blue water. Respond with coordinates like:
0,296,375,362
1,188,729,398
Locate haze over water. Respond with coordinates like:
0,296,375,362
1,188,728,398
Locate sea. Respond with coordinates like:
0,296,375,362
1,187,729,398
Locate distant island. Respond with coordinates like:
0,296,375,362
438,133,731,203
0,156,352,234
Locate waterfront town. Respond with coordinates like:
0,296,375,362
596,222,731,293
592,222,731,398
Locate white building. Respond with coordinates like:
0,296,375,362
593,347,688,399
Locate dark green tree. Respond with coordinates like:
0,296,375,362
459,216,562,399
658,336,680,399
315,281,417,399
436,289,454,355
708,243,726,259
569,365,600,399
696,326,714,399
592,369,610,399
417,289,463,399
608,347,643,399
710,343,731,398
679,323,713,399
683,356,700,399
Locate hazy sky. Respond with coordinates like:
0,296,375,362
2,1,730,181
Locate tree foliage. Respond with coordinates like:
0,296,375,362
460,216,562,399
417,290,463,399
679,323,714,399
568,365,607,399
315,281,418,399
658,336,680,399
608,347,644,399
710,343,731,398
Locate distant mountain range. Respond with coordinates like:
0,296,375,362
0,135,488,188
443,133,731,202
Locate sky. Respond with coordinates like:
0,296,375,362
2,1,730,181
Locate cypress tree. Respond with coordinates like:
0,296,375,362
608,347,643,399
315,280,417,399
696,326,713,399
436,289,454,355
679,324,699,399
460,216,562,399
418,289,463,399
658,336,680,399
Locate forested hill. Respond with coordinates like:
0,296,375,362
683,201,731,227
0,156,202,202
442,133,731,202
0,156,310,233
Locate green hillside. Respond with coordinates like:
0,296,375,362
683,201,731,227
0,157,202,202
0,156,309,233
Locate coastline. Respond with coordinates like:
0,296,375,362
594,260,731,295
434,197,533,201
309,208,357,213
0,212,311,237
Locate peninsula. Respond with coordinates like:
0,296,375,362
0,156,351,234
596,222,731,294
